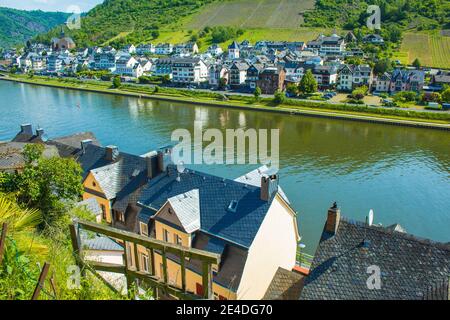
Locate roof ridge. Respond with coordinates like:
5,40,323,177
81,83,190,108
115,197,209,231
340,216,450,251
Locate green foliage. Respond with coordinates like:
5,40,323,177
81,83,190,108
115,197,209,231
441,88,450,103
298,70,318,95
420,92,442,103
0,8,69,48
351,86,368,100
303,0,449,42
412,58,421,69
374,58,393,75
112,76,122,89
218,77,227,89
34,0,216,47
393,91,418,102
210,26,244,43
14,153,83,229
254,86,261,100
273,90,286,105
286,83,298,96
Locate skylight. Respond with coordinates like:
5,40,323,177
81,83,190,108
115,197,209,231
227,200,238,213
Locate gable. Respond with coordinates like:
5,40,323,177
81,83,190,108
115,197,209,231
84,171,106,197
154,202,186,233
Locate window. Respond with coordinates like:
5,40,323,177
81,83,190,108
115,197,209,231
141,253,149,273
140,222,148,236
92,181,96,187
174,234,182,246
114,210,125,223
163,229,170,242
101,204,107,221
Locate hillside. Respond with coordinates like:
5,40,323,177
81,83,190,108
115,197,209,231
0,7,70,48
185,0,315,29
34,0,217,48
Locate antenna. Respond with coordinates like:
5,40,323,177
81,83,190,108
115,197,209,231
368,209,374,226
362,209,373,249
176,161,185,182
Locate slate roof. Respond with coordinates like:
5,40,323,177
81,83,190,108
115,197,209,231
81,231,124,252
138,164,275,249
89,150,148,200
76,197,103,217
0,142,59,172
263,267,305,300
167,189,201,233
234,165,290,204
300,216,450,300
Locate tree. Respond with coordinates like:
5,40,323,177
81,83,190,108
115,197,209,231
442,88,450,103
112,76,121,88
412,58,421,69
374,58,392,75
254,86,261,100
16,148,83,228
298,70,318,95
151,30,160,39
286,83,298,97
218,77,227,90
273,90,286,105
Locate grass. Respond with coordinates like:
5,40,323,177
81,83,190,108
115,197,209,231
400,31,450,69
184,0,315,29
153,26,333,52
4,74,449,126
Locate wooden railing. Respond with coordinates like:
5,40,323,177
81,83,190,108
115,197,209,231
69,219,221,300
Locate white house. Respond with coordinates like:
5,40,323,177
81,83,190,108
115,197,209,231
115,56,143,78
207,44,223,56
228,41,240,60
136,44,156,55
171,57,208,85
155,43,174,55
209,64,229,86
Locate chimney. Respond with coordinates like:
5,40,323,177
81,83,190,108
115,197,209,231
146,154,158,179
105,145,119,161
157,151,165,173
80,139,93,154
260,173,278,201
36,128,44,137
325,202,340,235
20,124,33,136
157,146,173,173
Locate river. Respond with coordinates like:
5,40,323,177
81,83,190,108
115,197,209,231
0,80,449,253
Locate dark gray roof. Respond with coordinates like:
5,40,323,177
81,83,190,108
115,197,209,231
138,164,275,249
89,149,148,200
300,217,450,300
81,231,124,252
76,197,103,216
263,267,305,300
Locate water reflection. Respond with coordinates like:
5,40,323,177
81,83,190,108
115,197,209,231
0,81,449,253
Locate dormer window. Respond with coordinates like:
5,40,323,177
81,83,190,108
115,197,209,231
227,200,238,213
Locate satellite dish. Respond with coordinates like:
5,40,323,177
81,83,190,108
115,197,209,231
368,209,374,226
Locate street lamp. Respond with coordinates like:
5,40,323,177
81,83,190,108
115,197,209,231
298,243,306,266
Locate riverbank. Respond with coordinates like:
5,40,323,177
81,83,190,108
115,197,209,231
2,74,450,130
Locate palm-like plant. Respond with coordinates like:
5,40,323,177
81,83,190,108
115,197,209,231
0,194,42,232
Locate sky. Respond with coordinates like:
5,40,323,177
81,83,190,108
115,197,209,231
0,0,103,12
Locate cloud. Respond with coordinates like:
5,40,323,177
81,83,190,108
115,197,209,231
0,0,102,12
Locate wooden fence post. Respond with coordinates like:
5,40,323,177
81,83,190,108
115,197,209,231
202,261,213,300
69,220,85,276
31,262,51,300
0,223,8,265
